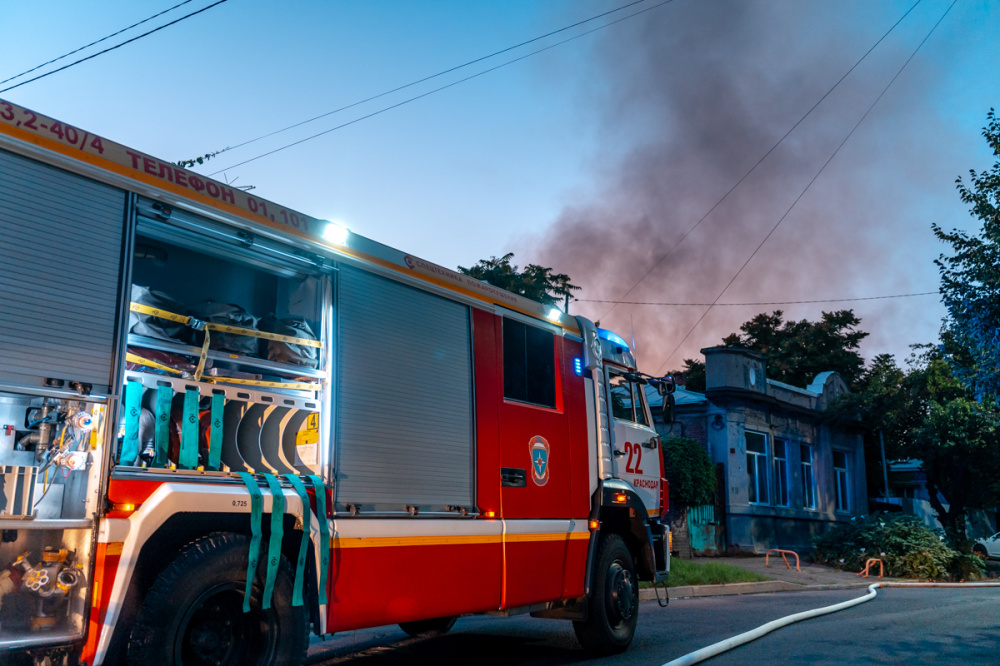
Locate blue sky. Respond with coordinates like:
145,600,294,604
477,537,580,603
2,1,998,376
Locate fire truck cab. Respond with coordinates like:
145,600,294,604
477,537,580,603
0,97,671,665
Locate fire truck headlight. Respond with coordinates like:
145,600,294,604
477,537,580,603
322,222,350,245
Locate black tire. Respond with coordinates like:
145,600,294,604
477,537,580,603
973,544,988,559
126,532,308,666
398,616,458,637
573,533,639,655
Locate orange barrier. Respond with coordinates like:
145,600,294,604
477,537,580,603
765,549,800,572
857,558,884,578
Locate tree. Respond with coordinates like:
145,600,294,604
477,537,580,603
829,344,1000,545
667,310,867,393
720,310,868,388
933,108,1000,405
458,253,581,310
670,358,706,393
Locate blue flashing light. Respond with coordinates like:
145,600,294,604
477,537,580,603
597,328,630,351
574,357,583,376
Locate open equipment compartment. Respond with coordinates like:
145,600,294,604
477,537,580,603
0,393,108,648
116,197,329,476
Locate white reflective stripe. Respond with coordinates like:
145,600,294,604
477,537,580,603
97,518,130,543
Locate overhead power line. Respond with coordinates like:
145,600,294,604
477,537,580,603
202,0,651,160
654,0,958,375
595,0,925,324
0,0,195,88
580,291,940,307
208,0,679,175
0,0,229,94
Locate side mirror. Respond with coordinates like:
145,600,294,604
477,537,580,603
654,375,676,396
661,393,676,425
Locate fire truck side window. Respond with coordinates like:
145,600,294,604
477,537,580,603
609,371,648,425
502,318,556,408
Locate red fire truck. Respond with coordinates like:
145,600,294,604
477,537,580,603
0,97,672,665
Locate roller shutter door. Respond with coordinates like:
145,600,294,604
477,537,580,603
0,150,126,392
335,266,474,510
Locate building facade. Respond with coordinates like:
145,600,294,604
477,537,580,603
651,347,867,553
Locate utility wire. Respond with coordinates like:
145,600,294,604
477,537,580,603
654,0,958,375
595,0,925,324
0,0,195,87
0,0,228,94
209,0,678,175
581,291,940,306
202,0,651,159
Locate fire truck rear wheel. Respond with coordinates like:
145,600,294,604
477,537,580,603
573,533,638,655
126,532,308,666
398,615,459,637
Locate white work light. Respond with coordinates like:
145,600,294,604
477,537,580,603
322,222,350,245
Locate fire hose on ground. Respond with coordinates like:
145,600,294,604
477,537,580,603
662,580,1000,666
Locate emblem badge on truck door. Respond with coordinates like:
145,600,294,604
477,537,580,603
529,436,550,486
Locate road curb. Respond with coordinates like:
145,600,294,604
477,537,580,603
640,580,877,601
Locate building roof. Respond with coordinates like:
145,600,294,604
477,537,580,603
644,383,708,408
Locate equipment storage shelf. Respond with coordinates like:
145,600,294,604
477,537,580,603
127,334,327,381
116,371,322,477
0,389,109,649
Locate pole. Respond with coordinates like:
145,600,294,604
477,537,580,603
879,430,890,499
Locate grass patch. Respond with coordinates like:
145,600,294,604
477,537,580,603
661,558,771,587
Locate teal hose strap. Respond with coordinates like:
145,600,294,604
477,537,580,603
179,389,200,469
306,475,329,605
153,385,172,467
284,474,311,607
121,380,142,465
238,472,263,613
207,392,224,470
262,474,285,610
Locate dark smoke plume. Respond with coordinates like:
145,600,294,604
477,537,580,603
523,0,949,375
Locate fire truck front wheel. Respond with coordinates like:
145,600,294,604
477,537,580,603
126,532,308,666
573,534,638,655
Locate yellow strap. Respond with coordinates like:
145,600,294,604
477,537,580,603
194,329,211,381
203,377,320,392
203,322,323,348
129,301,191,325
125,352,185,376
129,302,321,347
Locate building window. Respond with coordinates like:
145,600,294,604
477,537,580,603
834,450,850,512
800,444,816,509
745,431,769,505
502,318,556,408
773,439,790,507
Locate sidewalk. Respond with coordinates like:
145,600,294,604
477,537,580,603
640,554,893,602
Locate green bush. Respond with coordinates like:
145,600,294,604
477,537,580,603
813,514,984,580
662,436,715,511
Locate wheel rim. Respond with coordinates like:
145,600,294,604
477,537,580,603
605,559,636,624
175,583,277,666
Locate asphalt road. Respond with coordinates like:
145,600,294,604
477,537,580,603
306,587,1000,665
